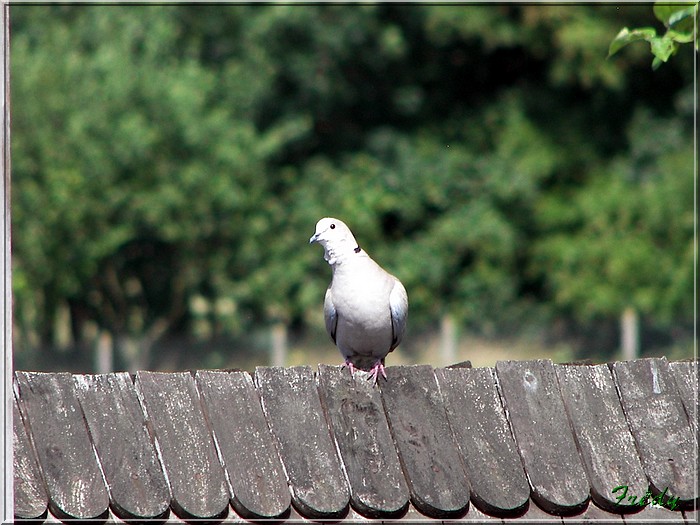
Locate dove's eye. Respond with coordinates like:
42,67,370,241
330,224,336,230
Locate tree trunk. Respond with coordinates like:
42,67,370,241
620,306,639,361
440,313,458,366
53,301,72,352
271,322,287,367
95,331,113,374
118,335,141,372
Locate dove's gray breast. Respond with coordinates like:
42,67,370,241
324,255,406,369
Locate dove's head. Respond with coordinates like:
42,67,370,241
309,217,361,265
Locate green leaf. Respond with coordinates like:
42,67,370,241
650,34,677,62
653,4,675,24
608,27,657,57
653,2,693,27
653,3,695,26
668,5,697,30
667,28,695,44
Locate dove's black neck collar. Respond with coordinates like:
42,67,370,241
325,242,363,267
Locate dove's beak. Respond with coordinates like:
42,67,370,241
309,232,319,244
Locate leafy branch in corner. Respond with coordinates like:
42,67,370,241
608,3,697,70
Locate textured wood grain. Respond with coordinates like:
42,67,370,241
623,503,685,522
435,366,529,517
501,499,563,523
12,394,48,520
73,373,170,520
12,359,697,523
683,508,698,523
14,372,109,520
611,358,698,509
446,360,472,369
317,364,409,518
555,364,648,512
461,501,503,522
195,369,290,519
380,365,470,518
573,502,625,522
135,371,229,520
495,360,589,515
255,366,349,519
669,360,698,436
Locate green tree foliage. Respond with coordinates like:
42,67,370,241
11,6,306,368
10,5,693,370
534,101,694,325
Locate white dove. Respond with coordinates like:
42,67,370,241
309,217,408,384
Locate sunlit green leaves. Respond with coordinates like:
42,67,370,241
608,27,658,57
653,3,697,31
609,2,697,69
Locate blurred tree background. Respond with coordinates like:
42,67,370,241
9,4,694,373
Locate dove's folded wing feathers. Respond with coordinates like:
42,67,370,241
323,286,337,344
389,278,408,350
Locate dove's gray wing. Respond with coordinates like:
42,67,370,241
323,286,338,344
389,278,408,351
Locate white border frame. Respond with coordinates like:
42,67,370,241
1,1,11,522
0,3,695,523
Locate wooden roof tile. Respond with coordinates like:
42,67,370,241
624,502,686,521
380,365,471,518
611,358,698,510
435,366,530,517
317,364,409,518
669,360,698,436
12,393,48,521
571,501,625,522
495,360,590,515
683,508,699,523
502,498,562,523
14,371,109,521
134,371,230,520
195,369,291,519
73,372,170,521
11,358,697,523
555,363,648,512
255,365,349,519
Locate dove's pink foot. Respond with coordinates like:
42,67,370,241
342,359,356,376
367,360,387,385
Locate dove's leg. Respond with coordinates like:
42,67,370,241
342,359,356,376
367,360,387,385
